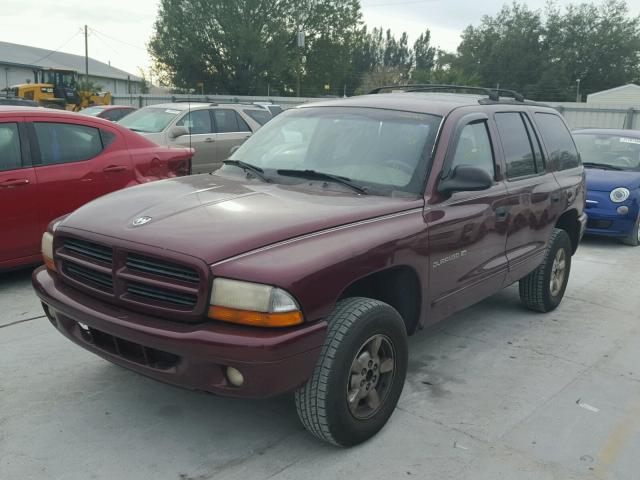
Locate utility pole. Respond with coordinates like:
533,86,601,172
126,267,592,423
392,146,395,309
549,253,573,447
84,25,89,83
576,79,581,103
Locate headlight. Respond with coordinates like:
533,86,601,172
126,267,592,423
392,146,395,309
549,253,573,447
610,187,630,203
41,232,56,272
208,278,303,327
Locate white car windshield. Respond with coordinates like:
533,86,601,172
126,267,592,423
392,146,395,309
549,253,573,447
229,107,441,195
574,133,640,171
119,107,181,133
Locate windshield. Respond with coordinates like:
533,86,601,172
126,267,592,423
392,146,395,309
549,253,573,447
574,133,640,171
118,107,181,133
79,106,104,117
229,107,441,195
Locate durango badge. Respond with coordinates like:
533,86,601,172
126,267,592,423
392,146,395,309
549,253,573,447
132,216,152,226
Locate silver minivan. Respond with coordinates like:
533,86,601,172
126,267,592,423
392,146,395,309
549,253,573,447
119,102,264,173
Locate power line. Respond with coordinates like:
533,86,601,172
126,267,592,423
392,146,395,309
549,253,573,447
30,29,82,64
89,28,147,52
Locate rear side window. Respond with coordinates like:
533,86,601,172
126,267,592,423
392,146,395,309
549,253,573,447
213,109,251,133
176,110,213,134
450,121,495,178
34,122,103,165
534,113,580,170
100,130,117,148
101,109,121,122
522,115,545,173
495,112,537,179
0,123,22,172
243,109,271,126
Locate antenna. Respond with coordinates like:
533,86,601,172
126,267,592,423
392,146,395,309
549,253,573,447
188,97,192,154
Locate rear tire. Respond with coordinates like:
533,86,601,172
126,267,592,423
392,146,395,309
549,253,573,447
519,228,572,313
622,216,640,246
295,297,408,447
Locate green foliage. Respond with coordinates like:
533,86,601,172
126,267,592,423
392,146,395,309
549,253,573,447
149,0,640,100
452,0,640,100
75,79,104,93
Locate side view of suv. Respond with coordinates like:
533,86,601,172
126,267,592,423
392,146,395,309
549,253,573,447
33,85,586,447
118,102,265,173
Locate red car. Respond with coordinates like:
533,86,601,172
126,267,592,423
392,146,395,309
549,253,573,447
79,105,136,122
0,106,193,270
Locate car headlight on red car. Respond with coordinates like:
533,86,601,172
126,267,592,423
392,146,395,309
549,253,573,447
208,278,303,327
610,187,630,203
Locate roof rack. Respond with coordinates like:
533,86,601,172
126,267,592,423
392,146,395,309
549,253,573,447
368,84,525,102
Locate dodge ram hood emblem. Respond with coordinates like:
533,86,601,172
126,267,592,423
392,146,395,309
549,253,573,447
132,216,152,226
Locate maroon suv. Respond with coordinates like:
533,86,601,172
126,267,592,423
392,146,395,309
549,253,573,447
33,86,587,447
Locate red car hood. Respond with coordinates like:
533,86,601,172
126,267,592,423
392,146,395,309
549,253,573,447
61,173,422,264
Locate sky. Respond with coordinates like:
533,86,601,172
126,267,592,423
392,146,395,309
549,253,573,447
2,0,640,82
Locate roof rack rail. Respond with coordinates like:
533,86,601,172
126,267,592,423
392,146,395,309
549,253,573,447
173,99,219,106
368,84,525,102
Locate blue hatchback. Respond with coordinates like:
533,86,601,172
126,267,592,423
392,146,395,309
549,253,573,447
574,129,640,246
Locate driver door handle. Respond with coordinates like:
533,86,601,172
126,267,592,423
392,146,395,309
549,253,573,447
204,137,215,143
0,178,30,187
103,165,127,172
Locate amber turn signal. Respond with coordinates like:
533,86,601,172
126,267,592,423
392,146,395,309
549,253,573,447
208,306,303,327
41,232,57,272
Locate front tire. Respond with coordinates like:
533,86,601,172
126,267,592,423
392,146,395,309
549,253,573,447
295,298,408,447
622,216,640,246
519,228,572,312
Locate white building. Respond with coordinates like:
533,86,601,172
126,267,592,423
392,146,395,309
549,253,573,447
0,41,141,94
586,84,640,105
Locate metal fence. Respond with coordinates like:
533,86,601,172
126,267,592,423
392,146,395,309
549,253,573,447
112,94,640,130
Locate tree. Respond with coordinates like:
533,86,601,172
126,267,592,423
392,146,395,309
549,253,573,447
542,0,640,100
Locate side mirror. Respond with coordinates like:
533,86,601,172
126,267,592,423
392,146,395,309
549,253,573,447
169,125,189,138
438,165,493,195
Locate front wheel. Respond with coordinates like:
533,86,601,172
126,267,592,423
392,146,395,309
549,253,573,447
295,297,408,447
622,216,640,246
519,228,572,312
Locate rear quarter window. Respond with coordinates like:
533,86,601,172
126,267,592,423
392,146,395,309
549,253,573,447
534,113,580,170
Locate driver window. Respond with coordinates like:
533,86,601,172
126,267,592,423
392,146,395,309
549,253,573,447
451,121,495,178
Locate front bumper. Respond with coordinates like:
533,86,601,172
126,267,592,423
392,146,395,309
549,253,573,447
33,267,326,398
585,195,638,238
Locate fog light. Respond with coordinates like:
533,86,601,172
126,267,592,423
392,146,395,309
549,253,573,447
617,206,629,215
226,367,244,387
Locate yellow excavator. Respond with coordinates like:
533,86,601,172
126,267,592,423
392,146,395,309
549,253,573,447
9,68,111,111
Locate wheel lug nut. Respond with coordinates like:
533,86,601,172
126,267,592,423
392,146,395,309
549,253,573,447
368,360,373,367
374,364,378,370
361,368,366,375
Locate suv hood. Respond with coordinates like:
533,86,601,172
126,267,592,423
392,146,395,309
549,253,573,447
61,173,422,264
586,168,640,191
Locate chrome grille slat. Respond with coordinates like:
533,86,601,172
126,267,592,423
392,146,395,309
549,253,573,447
65,263,114,291
126,254,199,283
126,282,197,307
63,239,113,264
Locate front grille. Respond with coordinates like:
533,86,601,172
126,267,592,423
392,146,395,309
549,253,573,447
126,281,197,308
126,254,199,283
84,325,179,370
587,219,613,229
64,263,113,292
63,238,113,264
55,235,206,322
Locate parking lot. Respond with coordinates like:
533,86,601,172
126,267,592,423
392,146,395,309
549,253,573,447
0,236,638,480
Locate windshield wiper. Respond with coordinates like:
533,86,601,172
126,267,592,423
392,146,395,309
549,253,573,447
223,160,271,182
276,169,368,194
582,162,624,171
128,127,149,133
